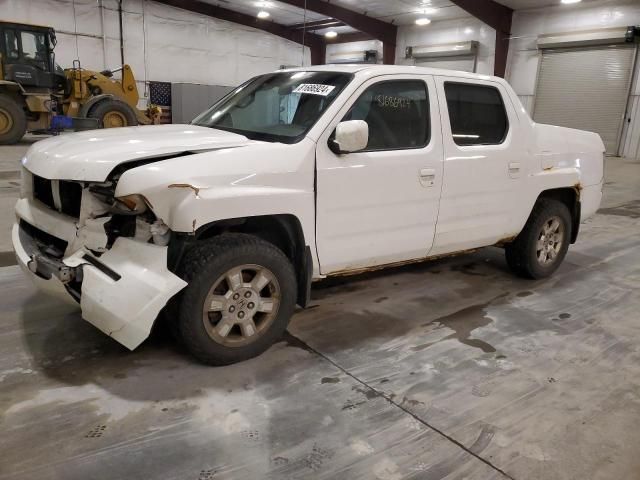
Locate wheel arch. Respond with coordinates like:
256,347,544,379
0,83,26,105
0,80,25,95
177,214,312,308
79,94,115,118
536,186,581,244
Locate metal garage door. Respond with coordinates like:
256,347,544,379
416,56,476,73
533,44,636,154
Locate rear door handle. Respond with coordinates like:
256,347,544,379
508,162,521,178
419,168,436,187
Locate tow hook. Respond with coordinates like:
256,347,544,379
28,254,75,284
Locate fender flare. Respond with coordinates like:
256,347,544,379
188,214,313,308
0,80,26,94
78,94,115,118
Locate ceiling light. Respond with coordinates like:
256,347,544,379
257,10,270,19
325,31,338,38
415,17,431,26
561,0,581,3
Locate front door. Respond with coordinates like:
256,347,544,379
315,75,443,274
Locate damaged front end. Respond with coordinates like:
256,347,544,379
12,167,187,350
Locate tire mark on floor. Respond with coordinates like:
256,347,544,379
284,331,516,480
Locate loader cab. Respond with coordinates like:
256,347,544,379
0,22,65,90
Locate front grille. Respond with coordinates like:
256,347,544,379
33,175,83,218
20,220,68,258
59,181,82,217
33,175,55,210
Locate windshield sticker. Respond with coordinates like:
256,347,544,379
374,94,412,109
293,84,336,96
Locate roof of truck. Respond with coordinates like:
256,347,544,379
279,64,502,83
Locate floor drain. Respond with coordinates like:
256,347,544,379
85,425,106,438
198,469,216,480
241,430,260,441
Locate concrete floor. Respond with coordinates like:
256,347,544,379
1,141,640,479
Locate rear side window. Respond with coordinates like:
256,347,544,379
444,82,508,146
343,80,430,151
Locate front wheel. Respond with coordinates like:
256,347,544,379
88,99,138,128
505,198,572,279
176,233,297,365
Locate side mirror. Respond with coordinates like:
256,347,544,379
329,120,369,154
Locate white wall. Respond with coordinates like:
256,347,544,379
326,39,382,64
0,0,310,104
395,17,497,75
505,0,640,160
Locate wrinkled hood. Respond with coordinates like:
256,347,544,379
23,124,253,182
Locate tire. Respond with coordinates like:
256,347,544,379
505,198,572,279
88,99,137,128
175,233,297,365
0,94,27,145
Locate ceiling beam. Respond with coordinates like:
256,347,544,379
274,0,397,47
152,0,326,63
324,32,375,44
289,19,346,30
449,0,513,77
449,0,513,34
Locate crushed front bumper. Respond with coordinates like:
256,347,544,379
12,218,187,350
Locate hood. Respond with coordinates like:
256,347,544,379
22,124,253,182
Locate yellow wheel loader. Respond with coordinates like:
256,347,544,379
0,22,160,145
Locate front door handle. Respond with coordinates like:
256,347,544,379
419,168,436,187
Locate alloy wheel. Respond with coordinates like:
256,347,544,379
202,264,281,347
536,216,565,266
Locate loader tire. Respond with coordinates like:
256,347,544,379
0,95,27,145
89,99,137,128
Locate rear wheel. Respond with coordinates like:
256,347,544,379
89,99,137,128
0,94,27,145
176,233,297,365
505,198,572,279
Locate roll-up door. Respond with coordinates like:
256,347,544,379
415,56,476,73
409,41,478,73
533,44,636,154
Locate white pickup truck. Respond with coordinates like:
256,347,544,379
13,65,604,365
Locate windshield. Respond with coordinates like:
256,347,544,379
192,71,353,143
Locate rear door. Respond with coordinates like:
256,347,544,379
431,76,524,255
315,75,444,274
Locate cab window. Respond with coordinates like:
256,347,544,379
444,82,508,146
343,80,430,151
4,30,19,59
20,31,48,63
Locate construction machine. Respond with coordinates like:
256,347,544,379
0,21,160,144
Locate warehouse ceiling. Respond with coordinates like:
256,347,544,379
495,0,605,9
184,0,610,54
314,0,469,25
322,0,608,22
210,0,328,24
204,0,609,36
